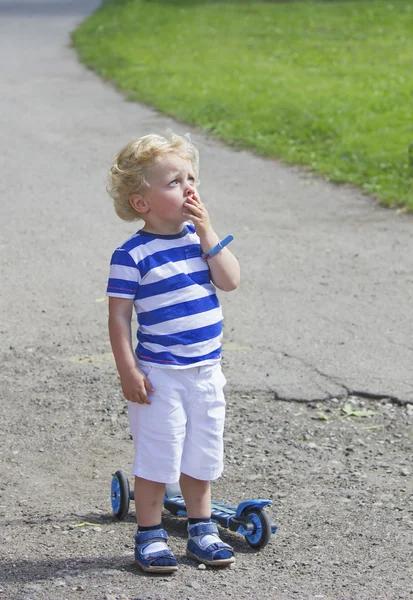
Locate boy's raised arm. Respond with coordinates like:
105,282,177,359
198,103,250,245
183,195,240,292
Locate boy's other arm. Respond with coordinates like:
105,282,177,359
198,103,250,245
183,195,240,292
201,240,240,292
108,297,154,404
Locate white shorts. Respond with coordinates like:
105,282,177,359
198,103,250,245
127,362,227,484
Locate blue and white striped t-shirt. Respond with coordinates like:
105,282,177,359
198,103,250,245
106,224,223,368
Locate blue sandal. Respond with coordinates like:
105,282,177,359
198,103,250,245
187,522,235,567
135,528,178,573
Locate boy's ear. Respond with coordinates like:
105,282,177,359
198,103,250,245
130,194,149,214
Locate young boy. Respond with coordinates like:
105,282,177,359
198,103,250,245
106,131,240,573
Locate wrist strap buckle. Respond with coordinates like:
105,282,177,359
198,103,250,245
202,235,234,260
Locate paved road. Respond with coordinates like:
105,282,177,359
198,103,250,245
1,0,412,405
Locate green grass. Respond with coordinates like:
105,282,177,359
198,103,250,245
72,0,413,210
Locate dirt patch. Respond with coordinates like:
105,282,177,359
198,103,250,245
1,347,412,600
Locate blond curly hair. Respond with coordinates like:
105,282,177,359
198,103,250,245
107,131,200,222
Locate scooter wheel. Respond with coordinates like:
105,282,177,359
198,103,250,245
111,470,130,520
243,507,272,549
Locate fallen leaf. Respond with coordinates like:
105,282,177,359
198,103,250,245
342,404,375,418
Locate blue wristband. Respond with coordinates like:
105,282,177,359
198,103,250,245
202,235,234,260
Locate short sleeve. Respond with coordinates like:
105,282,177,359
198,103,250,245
106,248,141,299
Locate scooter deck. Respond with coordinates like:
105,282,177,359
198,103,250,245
164,496,237,528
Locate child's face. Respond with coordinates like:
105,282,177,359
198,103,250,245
141,153,197,233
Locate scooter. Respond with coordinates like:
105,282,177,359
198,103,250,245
111,470,277,549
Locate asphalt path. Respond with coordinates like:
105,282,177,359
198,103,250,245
1,0,412,405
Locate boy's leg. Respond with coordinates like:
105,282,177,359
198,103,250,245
179,365,234,566
127,366,187,573
180,473,234,567
179,473,211,519
134,476,165,526
134,477,178,573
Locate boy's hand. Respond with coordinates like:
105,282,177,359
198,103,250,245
119,366,154,404
183,193,213,237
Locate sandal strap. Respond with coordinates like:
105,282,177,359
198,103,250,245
135,528,168,544
143,549,174,560
202,540,234,557
205,541,232,551
188,523,219,537
203,541,233,559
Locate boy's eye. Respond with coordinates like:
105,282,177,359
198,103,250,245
169,179,178,186
188,176,195,184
